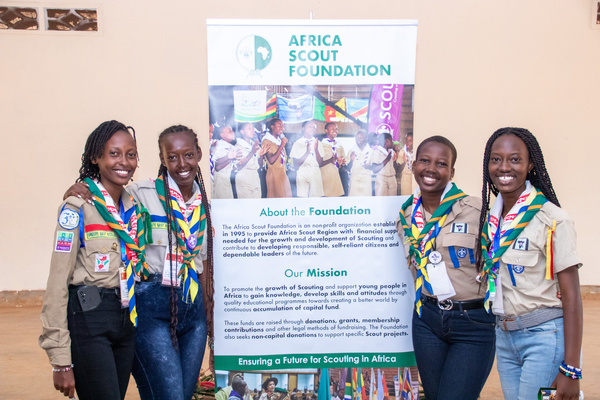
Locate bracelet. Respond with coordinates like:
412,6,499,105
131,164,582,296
559,361,582,380
52,364,74,373
208,336,215,350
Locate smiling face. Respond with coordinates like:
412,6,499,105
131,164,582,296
412,141,455,198
488,133,533,202
93,130,138,194
271,120,284,137
159,131,202,192
325,123,338,139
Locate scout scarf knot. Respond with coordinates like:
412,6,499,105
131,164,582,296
155,174,206,303
398,182,467,315
85,178,149,326
480,181,547,310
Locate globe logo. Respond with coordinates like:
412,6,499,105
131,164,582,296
236,35,272,73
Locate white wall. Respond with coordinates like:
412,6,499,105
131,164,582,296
1,0,598,290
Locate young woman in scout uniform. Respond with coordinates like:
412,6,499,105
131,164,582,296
64,124,214,400
396,136,495,400
40,120,147,399
477,127,582,400
126,125,213,400
261,118,292,198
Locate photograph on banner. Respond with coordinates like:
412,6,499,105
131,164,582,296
207,19,419,383
208,84,414,199
214,367,418,400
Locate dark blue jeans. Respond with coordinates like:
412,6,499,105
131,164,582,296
67,286,136,400
412,300,496,400
131,280,207,400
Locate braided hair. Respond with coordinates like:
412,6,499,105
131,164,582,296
157,125,214,346
78,120,136,182
476,127,560,269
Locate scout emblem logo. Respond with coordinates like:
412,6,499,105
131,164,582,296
187,234,197,249
428,251,443,264
513,238,529,251
512,265,525,274
95,253,110,272
58,208,79,230
451,223,468,233
456,247,468,259
237,35,272,74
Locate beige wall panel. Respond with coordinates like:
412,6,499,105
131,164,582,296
1,0,598,290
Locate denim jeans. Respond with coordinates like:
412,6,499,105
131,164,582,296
67,286,136,400
132,279,207,400
496,317,564,400
412,300,496,400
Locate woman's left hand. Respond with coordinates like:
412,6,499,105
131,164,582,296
555,373,580,400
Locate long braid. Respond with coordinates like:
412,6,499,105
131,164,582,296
196,165,214,339
78,120,135,181
476,127,560,270
157,163,180,346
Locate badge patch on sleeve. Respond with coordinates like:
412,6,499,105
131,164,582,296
95,253,111,273
55,231,75,252
58,209,80,230
451,223,468,233
513,238,529,251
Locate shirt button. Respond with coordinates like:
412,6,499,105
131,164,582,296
158,240,162,244
102,248,107,253
112,243,118,251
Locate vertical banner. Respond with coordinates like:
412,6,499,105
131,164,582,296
207,18,418,393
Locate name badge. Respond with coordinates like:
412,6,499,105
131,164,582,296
451,223,468,233
513,238,529,251
427,261,456,300
162,251,183,287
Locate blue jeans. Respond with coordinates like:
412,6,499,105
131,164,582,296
132,279,207,400
412,300,496,400
67,286,136,400
496,317,564,400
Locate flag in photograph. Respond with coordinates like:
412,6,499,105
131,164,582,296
234,90,267,122
370,368,376,400
325,98,346,122
346,98,369,122
318,368,331,400
357,368,366,400
264,94,277,119
367,84,404,141
400,368,413,400
376,370,384,400
277,94,314,123
345,368,353,400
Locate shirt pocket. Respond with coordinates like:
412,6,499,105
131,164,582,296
84,238,121,272
441,232,477,249
500,247,539,268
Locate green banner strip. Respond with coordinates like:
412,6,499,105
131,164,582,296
215,352,416,371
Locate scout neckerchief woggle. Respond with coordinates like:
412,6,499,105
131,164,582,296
85,178,149,326
479,181,548,311
155,174,206,303
398,182,467,316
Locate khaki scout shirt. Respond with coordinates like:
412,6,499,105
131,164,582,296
39,193,135,366
396,196,486,301
496,202,581,317
127,180,207,276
